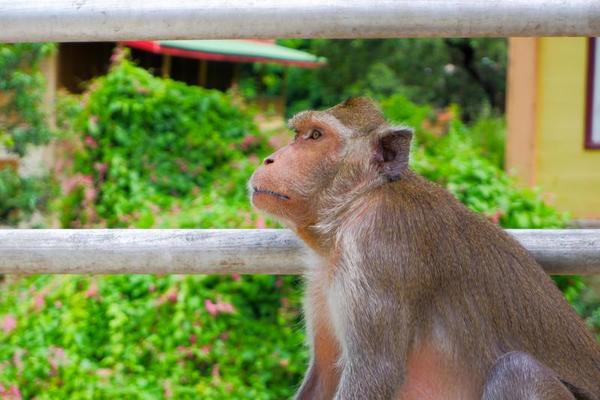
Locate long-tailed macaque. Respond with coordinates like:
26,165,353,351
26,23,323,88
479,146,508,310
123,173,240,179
249,97,600,399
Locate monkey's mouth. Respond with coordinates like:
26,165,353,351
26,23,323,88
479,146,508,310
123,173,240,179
252,187,290,200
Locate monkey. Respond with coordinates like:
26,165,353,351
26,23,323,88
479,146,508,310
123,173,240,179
248,97,600,399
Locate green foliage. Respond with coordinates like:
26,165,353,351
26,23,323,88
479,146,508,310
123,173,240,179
0,168,51,226
56,58,261,228
0,43,54,156
156,158,277,230
0,274,305,399
577,279,600,338
382,94,567,229
0,43,55,226
467,110,506,168
260,39,507,120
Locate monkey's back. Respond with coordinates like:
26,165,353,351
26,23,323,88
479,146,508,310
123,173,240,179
390,172,600,397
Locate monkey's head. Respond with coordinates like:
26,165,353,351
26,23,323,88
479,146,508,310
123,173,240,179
249,97,412,230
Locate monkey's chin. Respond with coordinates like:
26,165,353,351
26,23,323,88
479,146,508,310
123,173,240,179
251,191,286,214
250,190,296,226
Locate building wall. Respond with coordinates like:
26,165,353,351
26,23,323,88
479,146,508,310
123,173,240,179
535,38,600,219
507,37,600,220
506,38,537,186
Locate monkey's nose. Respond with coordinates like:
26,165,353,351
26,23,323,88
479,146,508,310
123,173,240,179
263,157,275,165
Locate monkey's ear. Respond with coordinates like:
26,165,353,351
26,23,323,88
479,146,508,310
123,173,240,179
373,127,413,181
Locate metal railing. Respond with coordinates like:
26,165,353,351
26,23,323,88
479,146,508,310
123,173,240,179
0,0,599,42
0,1,599,276
1,229,599,275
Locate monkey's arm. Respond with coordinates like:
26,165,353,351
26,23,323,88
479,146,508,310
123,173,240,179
295,341,340,400
295,361,320,400
331,282,410,400
295,282,340,400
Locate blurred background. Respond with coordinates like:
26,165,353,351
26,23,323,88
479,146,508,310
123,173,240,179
0,37,599,398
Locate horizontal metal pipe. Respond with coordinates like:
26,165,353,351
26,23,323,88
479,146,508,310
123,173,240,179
0,229,598,275
0,0,599,43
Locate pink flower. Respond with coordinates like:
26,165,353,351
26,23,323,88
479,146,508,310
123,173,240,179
205,299,235,317
50,346,65,359
85,282,99,298
61,176,79,193
96,368,112,377
163,379,173,399
135,86,151,95
10,385,22,399
0,385,22,400
12,349,24,373
80,175,93,186
84,187,97,203
489,210,503,225
189,334,197,344
1,315,17,334
205,299,218,317
230,272,241,282
201,345,211,355
166,289,178,303
211,364,220,380
177,346,191,357
149,285,177,306
240,135,259,150
248,154,259,165
84,136,97,149
48,346,67,373
175,158,189,173
33,295,45,311
255,216,266,229
109,47,127,65
94,162,108,175
215,302,234,314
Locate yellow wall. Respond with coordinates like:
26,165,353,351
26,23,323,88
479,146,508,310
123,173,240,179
506,38,537,186
535,38,600,219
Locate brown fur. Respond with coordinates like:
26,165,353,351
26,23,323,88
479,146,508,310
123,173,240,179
249,97,600,399
296,279,341,399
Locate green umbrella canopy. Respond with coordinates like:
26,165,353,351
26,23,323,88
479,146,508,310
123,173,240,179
123,39,326,68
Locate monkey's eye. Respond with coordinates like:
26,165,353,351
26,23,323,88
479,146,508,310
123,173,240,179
308,129,322,140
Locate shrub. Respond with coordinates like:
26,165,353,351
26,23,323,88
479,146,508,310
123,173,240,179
253,39,507,121
0,43,55,226
0,274,305,399
55,57,260,228
0,168,51,226
381,94,568,229
0,43,54,156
